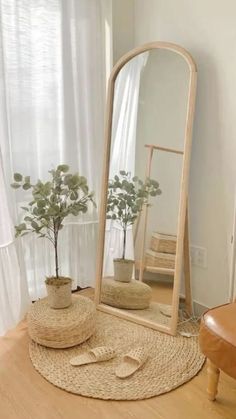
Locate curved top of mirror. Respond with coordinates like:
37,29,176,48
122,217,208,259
109,42,197,84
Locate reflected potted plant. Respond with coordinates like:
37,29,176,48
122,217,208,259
11,164,95,309
106,170,161,282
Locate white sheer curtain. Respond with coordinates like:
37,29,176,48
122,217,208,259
0,0,111,333
0,151,30,336
103,53,148,276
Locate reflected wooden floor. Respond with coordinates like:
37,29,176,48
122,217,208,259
0,286,236,419
144,279,173,305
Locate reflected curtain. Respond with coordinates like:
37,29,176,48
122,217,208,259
0,0,111,333
103,53,148,276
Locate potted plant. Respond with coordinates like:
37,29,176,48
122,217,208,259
106,170,161,282
11,164,95,309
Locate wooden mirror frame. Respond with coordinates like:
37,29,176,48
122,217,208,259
95,42,197,336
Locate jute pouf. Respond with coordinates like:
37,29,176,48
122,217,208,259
101,277,152,309
28,296,96,348
29,311,205,400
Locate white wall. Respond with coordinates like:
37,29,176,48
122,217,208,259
112,0,134,62
112,0,236,308
135,50,189,244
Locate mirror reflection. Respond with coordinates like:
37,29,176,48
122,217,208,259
101,49,190,328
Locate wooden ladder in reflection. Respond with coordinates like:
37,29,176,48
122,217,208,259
134,144,192,316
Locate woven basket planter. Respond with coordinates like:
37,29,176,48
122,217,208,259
45,277,72,309
150,233,176,254
113,259,134,282
145,249,175,269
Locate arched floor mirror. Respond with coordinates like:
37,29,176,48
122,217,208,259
95,42,197,336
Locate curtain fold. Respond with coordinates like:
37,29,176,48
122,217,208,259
0,0,111,333
0,152,30,335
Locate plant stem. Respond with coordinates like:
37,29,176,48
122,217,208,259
53,220,59,278
54,234,59,278
122,227,127,260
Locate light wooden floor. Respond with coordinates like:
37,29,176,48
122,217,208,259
0,287,236,419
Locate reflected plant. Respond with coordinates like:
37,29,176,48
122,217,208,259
106,170,161,259
11,164,96,278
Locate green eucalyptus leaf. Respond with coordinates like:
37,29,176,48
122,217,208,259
33,193,42,200
37,200,46,208
24,216,33,222
70,191,78,201
14,173,22,182
20,232,29,237
150,190,157,196
151,179,159,187
63,174,72,185
24,176,30,184
23,183,31,190
31,221,39,229
17,223,27,231
81,185,89,194
78,176,87,185
50,195,57,203
11,183,21,189
37,207,45,215
44,182,52,195
57,164,69,173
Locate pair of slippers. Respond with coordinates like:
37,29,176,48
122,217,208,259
70,346,149,378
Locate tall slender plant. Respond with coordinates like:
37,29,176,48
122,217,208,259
106,171,161,260
11,164,95,279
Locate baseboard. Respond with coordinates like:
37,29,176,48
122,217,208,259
192,300,209,317
179,293,209,317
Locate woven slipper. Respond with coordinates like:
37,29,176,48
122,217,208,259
70,346,116,366
115,347,149,378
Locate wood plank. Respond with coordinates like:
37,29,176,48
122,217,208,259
144,144,184,155
145,266,175,275
183,203,193,315
135,260,175,275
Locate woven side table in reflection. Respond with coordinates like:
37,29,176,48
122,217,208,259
27,295,96,348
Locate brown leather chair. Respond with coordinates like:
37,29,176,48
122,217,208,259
199,303,236,400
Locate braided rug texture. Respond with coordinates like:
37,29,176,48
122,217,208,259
29,311,205,400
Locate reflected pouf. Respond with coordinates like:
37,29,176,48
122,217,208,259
101,277,152,309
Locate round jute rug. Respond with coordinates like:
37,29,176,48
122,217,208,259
29,311,205,400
